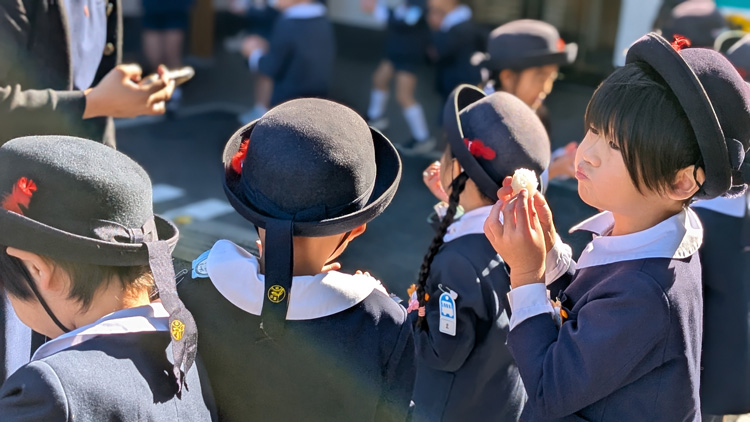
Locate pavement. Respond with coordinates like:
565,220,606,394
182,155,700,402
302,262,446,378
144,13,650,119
117,24,598,295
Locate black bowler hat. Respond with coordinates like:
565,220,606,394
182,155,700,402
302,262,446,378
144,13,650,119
727,34,750,82
0,136,196,390
442,84,550,200
222,98,402,335
626,32,750,198
661,1,726,48
473,19,577,71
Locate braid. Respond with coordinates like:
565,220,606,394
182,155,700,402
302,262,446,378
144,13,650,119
416,172,469,330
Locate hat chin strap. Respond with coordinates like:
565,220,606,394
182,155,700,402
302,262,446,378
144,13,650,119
22,272,71,334
260,219,294,339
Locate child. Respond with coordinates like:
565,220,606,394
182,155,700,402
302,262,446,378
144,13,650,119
659,1,727,49
0,136,216,420
483,33,750,421
426,0,482,103
409,85,563,421
362,0,434,155
240,0,334,123
475,19,578,180
178,98,415,421
692,34,750,421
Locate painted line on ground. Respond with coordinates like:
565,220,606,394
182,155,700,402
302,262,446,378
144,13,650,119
152,184,186,204
161,198,235,222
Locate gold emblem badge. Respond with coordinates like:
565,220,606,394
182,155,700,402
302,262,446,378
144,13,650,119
171,319,185,341
267,285,286,303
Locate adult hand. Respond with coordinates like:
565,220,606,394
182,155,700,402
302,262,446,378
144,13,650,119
484,189,546,288
422,161,449,203
83,64,174,119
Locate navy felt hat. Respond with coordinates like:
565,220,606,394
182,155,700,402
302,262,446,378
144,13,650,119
0,136,196,390
442,85,550,200
473,19,577,71
727,34,750,82
222,98,402,335
626,32,750,199
661,1,726,48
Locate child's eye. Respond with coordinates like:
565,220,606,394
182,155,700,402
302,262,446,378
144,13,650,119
608,140,620,151
589,127,600,135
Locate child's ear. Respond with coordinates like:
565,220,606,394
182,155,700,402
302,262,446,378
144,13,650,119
668,165,705,201
5,248,57,293
349,224,367,241
499,69,517,92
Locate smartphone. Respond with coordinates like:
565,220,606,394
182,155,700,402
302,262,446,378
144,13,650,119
142,66,195,88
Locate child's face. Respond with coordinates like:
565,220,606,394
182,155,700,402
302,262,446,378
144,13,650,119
427,0,458,30
502,65,559,111
271,0,306,11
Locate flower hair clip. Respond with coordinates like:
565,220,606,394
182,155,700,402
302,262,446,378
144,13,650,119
464,138,496,160
231,137,250,174
2,177,37,215
671,35,691,52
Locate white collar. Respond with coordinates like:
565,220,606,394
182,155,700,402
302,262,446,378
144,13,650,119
440,5,472,31
692,195,748,218
570,208,703,269
32,303,169,361
205,239,387,320
283,2,326,19
443,205,494,243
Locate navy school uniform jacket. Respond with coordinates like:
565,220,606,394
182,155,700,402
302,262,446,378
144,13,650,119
693,196,750,414
256,3,335,107
431,5,482,100
506,208,703,421
177,239,416,421
410,206,525,421
0,303,217,421
385,0,430,68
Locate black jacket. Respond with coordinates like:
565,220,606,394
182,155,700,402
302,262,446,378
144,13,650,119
0,0,121,147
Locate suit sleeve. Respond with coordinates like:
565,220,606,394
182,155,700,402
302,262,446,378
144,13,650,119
0,360,69,421
257,20,295,80
506,270,670,419
376,308,416,422
413,253,482,372
0,0,87,139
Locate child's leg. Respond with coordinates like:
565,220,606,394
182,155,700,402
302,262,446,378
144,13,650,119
368,60,394,122
142,30,165,72
163,29,185,69
396,71,429,143
254,74,273,113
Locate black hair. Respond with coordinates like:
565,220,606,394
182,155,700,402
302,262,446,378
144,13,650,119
415,149,469,330
0,246,153,311
585,61,701,195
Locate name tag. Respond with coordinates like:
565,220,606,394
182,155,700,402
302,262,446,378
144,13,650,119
439,292,457,336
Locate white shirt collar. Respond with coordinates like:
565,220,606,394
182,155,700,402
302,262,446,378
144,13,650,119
32,303,169,361
283,2,326,19
443,205,494,243
570,208,703,269
205,239,387,320
440,5,472,31
691,195,748,218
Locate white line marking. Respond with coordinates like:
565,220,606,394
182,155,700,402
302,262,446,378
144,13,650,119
152,184,186,203
161,199,235,221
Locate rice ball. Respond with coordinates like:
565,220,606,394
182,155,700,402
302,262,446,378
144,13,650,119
511,168,538,196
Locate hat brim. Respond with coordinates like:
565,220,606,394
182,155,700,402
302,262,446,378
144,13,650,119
482,43,578,71
222,121,402,237
443,84,505,200
0,211,179,266
626,32,730,198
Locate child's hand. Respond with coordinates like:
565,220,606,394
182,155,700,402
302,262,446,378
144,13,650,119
423,161,449,203
484,189,546,288
360,0,376,13
548,142,578,180
241,35,269,58
497,176,557,252
322,262,342,273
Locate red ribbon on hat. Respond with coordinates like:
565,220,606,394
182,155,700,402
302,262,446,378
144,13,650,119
231,138,250,174
2,177,37,215
557,38,566,52
671,35,692,52
464,138,496,160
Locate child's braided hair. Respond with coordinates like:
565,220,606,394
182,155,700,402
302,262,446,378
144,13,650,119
415,171,469,330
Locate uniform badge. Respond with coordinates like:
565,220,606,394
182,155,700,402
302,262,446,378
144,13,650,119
267,285,286,303
171,319,185,341
438,288,459,336
192,249,211,279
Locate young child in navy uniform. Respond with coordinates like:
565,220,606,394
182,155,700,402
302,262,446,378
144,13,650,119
362,0,434,155
426,0,482,103
692,34,750,421
0,136,216,420
475,20,578,181
409,85,571,421
240,0,334,122
484,33,750,421
659,1,727,49
178,98,415,421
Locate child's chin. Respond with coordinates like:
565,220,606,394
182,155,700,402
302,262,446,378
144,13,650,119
577,185,601,211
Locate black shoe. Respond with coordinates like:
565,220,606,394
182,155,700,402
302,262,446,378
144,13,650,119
396,137,437,157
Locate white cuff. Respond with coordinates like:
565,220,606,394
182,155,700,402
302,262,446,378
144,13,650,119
248,49,265,72
507,283,554,330
545,235,575,286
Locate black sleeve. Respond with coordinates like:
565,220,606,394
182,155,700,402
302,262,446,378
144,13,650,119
376,309,416,422
0,361,69,421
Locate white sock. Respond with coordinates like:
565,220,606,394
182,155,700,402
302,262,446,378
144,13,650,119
403,103,429,142
368,89,389,121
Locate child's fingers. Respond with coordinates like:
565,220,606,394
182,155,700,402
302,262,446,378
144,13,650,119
502,176,512,187
484,200,504,241
322,262,342,273
502,196,517,231
515,190,531,232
